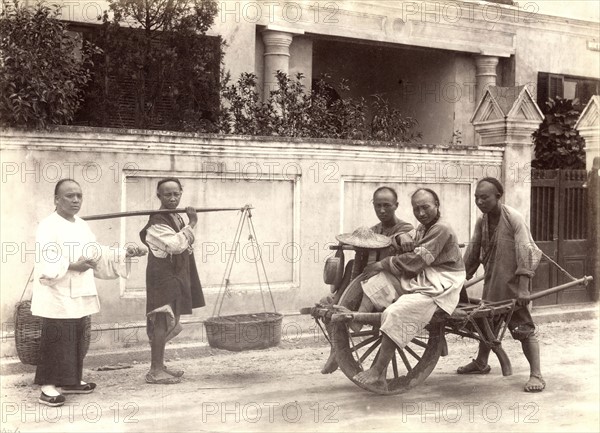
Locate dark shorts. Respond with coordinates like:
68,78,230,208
507,306,536,340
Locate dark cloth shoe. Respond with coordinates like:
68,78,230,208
61,382,97,394
39,392,66,407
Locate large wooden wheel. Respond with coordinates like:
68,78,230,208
331,276,445,395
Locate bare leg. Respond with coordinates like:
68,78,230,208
353,333,395,388
320,261,356,375
349,294,374,333
161,314,184,377
321,321,339,374
522,336,545,392
148,314,176,381
165,314,182,343
320,294,340,374
321,292,369,374
457,341,492,374
475,341,491,365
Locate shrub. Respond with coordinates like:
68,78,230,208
0,1,97,128
218,72,275,135
532,97,586,169
79,0,221,130
219,71,420,144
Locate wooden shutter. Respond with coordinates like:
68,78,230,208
549,74,564,99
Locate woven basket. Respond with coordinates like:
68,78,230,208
14,300,92,365
204,312,283,352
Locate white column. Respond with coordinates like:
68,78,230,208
475,55,499,103
262,30,294,101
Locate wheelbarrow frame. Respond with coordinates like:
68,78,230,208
301,245,593,395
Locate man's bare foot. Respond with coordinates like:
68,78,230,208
321,350,339,374
146,368,181,384
163,365,184,377
149,369,177,381
353,368,387,389
524,374,545,392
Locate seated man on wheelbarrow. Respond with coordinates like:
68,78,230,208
320,186,414,374
457,177,544,392
353,188,466,389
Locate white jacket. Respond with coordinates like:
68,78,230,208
31,212,128,319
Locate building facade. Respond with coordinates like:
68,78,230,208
1,0,598,352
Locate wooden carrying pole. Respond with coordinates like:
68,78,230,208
81,206,251,221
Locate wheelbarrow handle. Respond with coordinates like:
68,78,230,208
528,276,593,301
464,274,484,289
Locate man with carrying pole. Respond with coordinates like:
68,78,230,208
139,177,205,385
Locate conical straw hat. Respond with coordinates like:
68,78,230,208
335,226,391,249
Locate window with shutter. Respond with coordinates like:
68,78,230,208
537,72,599,113
549,74,564,99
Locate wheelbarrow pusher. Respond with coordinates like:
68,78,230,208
301,243,593,395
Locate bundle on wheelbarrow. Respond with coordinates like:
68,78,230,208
204,205,282,351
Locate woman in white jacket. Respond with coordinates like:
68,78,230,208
32,179,145,407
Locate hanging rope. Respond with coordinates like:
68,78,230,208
246,215,267,314
247,208,277,312
541,251,577,282
212,205,277,317
212,206,248,317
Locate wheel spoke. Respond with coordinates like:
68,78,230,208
391,353,399,378
405,345,422,361
359,336,382,363
350,335,379,352
410,337,428,349
397,347,412,371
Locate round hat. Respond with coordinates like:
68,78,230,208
335,226,391,249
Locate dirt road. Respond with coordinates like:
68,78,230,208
1,318,598,432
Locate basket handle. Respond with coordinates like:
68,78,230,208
19,267,35,302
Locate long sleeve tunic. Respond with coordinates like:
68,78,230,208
371,217,415,260
140,213,205,315
379,217,466,314
31,212,128,319
463,204,542,302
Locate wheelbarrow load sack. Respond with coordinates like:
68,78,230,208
204,312,283,352
14,300,92,365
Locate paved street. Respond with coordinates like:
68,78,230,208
1,318,598,432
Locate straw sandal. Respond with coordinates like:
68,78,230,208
524,374,546,392
457,359,491,375
145,372,181,385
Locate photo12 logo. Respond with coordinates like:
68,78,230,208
200,400,339,423
219,1,340,25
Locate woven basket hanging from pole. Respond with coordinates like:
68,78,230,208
204,206,283,352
